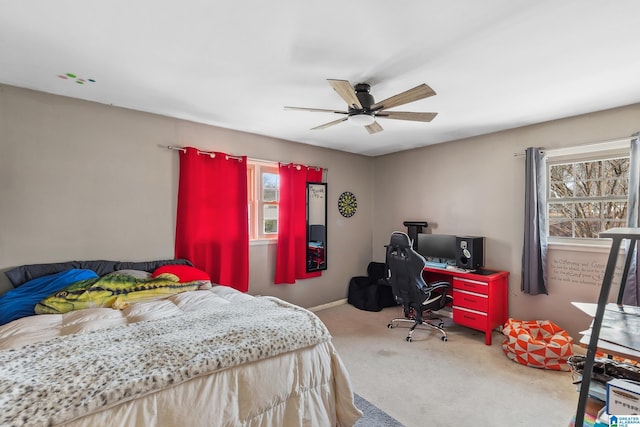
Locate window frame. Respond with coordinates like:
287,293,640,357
545,139,631,246
247,160,280,242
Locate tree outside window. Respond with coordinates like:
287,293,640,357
548,156,629,239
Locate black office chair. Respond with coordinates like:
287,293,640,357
386,231,452,342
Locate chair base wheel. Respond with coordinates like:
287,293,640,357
387,314,448,343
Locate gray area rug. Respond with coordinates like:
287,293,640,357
354,393,405,427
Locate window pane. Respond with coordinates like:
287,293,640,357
550,163,573,180
574,180,601,197
605,178,628,196
264,219,277,234
549,164,574,199
549,220,573,237
263,204,278,234
575,202,601,219
262,173,279,202
549,181,574,199
574,220,601,239
263,204,277,219
602,201,627,220
604,219,627,231
575,161,602,179
604,158,629,179
549,202,573,220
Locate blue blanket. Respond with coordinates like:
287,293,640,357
0,269,98,325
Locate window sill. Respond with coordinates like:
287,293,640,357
548,241,618,254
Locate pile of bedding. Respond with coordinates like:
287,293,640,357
0,259,205,326
0,259,232,350
0,259,362,427
0,288,333,426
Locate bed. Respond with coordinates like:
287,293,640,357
0,259,362,427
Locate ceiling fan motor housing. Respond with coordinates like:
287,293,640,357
353,83,374,111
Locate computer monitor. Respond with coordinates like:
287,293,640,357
416,233,457,262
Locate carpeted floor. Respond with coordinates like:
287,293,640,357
315,303,580,427
354,393,405,427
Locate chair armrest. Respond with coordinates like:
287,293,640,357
426,280,450,292
423,280,452,310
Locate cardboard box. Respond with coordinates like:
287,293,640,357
607,378,640,415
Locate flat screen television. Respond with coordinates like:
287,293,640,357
416,233,457,262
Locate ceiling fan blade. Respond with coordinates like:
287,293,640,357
328,79,363,109
370,83,436,111
375,111,438,122
311,117,348,130
284,106,348,114
365,121,384,134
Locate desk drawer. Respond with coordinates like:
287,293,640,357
453,306,488,330
453,277,489,295
452,289,488,312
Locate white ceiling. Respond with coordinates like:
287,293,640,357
2,1,640,156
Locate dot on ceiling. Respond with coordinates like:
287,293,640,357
57,73,96,85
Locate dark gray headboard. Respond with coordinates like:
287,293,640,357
5,258,193,288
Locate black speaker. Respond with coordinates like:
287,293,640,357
455,236,485,269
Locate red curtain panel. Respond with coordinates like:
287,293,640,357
274,164,323,284
175,147,249,292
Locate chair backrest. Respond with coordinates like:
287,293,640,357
309,224,325,243
386,231,429,310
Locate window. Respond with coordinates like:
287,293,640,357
547,143,630,242
248,161,279,240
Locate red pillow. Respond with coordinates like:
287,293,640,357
151,265,210,282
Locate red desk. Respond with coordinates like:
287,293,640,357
423,267,509,345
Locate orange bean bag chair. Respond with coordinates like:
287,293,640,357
501,318,574,371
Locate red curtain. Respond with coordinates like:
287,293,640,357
175,147,249,292
274,164,323,284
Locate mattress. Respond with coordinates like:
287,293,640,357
0,286,362,426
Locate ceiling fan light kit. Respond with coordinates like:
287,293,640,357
285,79,438,134
348,113,375,126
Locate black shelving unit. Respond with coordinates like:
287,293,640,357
574,227,640,426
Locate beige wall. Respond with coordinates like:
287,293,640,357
0,85,374,309
4,83,640,339
373,103,640,338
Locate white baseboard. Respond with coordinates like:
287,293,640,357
308,298,347,312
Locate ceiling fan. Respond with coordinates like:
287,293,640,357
285,79,437,134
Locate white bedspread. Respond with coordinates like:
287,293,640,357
0,287,362,427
